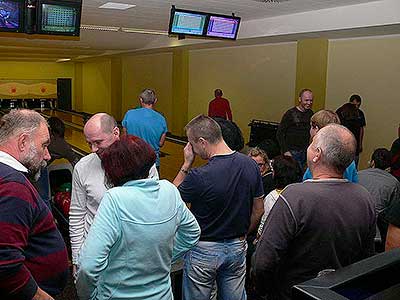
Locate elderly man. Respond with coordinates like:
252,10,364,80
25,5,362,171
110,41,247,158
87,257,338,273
254,124,376,300
173,115,264,300
70,113,158,275
0,109,68,300
276,88,313,169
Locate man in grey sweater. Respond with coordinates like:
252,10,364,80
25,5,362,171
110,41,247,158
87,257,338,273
358,148,400,246
254,124,376,300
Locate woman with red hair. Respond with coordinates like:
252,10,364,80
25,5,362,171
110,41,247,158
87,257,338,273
76,135,200,300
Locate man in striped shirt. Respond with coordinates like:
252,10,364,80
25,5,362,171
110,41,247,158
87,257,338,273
0,109,68,300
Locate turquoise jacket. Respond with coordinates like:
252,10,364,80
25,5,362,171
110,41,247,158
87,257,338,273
303,161,359,183
76,179,200,300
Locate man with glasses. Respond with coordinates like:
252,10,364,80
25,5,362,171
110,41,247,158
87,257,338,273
70,113,158,277
248,147,274,195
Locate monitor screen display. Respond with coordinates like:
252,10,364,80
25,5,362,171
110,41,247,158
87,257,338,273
40,4,77,33
0,0,22,31
169,10,207,36
206,15,240,40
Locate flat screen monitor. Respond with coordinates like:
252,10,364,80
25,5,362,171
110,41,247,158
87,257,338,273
36,0,81,36
0,0,24,32
169,8,207,37
293,249,400,300
206,14,240,40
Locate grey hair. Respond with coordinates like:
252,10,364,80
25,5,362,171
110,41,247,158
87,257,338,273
139,88,157,105
185,114,223,144
313,124,356,174
0,109,47,145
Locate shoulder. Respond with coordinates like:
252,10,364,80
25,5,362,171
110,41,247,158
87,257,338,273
124,108,142,119
0,171,39,208
75,153,100,172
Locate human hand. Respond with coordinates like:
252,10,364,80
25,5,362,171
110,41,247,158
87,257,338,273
32,287,54,300
183,142,195,167
284,151,292,157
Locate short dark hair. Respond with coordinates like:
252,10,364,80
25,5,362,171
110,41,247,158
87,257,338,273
214,89,223,97
298,88,312,98
272,155,302,189
371,148,392,170
100,135,156,187
349,94,362,103
48,117,65,138
185,115,222,144
213,117,244,151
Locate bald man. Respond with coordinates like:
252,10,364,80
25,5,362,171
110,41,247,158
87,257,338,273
70,113,158,275
254,124,376,300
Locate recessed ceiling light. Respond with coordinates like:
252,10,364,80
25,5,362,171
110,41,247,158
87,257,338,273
99,2,136,10
56,58,71,63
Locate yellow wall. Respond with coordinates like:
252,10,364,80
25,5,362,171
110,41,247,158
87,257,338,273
121,53,173,125
171,50,189,136
188,43,297,140
81,59,112,114
326,36,400,169
296,39,328,111
0,61,75,105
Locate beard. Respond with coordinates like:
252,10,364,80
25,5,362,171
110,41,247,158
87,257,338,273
21,143,47,179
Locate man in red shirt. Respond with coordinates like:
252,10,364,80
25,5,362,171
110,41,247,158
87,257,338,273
208,89,232,121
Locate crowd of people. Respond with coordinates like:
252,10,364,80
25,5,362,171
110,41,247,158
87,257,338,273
0,87,399,300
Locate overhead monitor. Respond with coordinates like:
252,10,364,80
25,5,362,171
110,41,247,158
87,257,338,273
206,14,240,40
168,8,207,37
36,0,82,36
0,0,24,32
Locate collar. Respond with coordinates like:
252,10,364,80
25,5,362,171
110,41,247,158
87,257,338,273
304,178,348,183
0,151,28,173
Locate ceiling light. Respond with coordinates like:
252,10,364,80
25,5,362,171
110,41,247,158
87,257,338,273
56,58,71,63
81,24,120,32
99,2,136,10
121,27,168,35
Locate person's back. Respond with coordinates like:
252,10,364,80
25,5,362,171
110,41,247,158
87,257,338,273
123,107,166,151
256,180,375,299
358,148,400,243
78,179,191,300
208,89,232,120
122,89,167,168
358,168,399,213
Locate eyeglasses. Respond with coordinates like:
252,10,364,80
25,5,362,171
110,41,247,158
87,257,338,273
257,162,266,167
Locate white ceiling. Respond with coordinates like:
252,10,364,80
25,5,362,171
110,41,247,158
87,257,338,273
0,0,398,60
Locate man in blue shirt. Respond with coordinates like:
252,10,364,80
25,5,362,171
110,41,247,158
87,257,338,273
122,89,167,171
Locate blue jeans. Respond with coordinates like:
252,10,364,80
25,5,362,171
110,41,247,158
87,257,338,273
183,239,247,300
290,149,307,171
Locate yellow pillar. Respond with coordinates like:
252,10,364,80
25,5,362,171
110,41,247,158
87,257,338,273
295,38,328,111
171,49,189,136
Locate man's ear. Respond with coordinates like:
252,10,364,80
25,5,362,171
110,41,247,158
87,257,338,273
17,133,29,152
198,137,207,147
313,147,322,163
113,126,120,137
154,98,158,105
